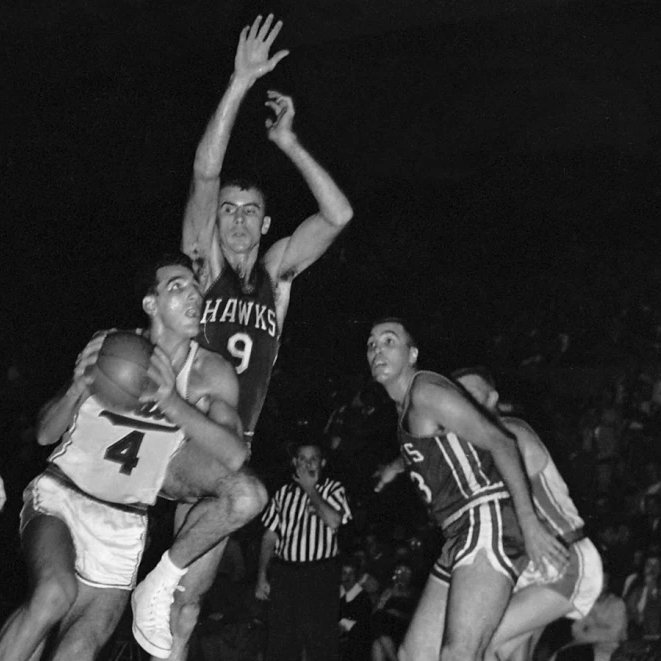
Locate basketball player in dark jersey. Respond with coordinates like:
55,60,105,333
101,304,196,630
163,15,353,661
367,319,570,661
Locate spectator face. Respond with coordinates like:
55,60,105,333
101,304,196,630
644,556,661,582
341,565,357,591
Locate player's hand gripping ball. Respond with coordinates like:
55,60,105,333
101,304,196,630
91,331,155,412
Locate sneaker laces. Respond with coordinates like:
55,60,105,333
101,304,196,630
144,582,185,629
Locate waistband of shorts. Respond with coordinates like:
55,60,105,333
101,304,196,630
440,492,510,531
558,527,585,548
44,465,149,515
273,556,338,567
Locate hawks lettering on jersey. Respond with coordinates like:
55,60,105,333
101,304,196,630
198,262,279,433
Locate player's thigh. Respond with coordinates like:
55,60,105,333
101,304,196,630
399,575,449,661
163,443,232,499
58,583,128,645
443,550,512,652
489,585,572,654
23,515,77,587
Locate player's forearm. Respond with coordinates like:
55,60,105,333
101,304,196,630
491,438,537,523
165,397,247,471
307,489,342,529
278,136,353,228
257,529,277,578
36,383,85,445
193,74,253,180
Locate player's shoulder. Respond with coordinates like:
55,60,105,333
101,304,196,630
410,371,459,409
194,347,238,387
502,416,542,442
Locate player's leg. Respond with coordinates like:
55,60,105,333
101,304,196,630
159,538,228,661
134,452,266,660
162,444,267,568
398,575,449,661
51,583,129,661
440,550,513,661
0,515,78,661
483,587,571,661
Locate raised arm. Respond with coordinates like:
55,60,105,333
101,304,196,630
144,346,247,472
413,380,569,573
182,15,289,289
36,332,106,445
263,91,353,283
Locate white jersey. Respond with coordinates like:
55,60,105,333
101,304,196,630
503,417,584,538
49,341,198,506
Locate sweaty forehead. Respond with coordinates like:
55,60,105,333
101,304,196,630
219,185,264,207
155,264,194,288
369,322,406,341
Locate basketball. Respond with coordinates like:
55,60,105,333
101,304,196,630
91,331,155,412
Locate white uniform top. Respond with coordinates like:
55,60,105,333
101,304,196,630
503,416,584,537
49,341,198,506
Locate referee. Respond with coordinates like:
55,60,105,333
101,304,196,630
255,440,352,661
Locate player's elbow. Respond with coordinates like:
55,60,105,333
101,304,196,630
330,201,353,228
35,425,57,446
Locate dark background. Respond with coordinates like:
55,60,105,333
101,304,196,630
3,0,661,397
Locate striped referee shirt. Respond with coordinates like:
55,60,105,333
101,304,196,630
261,477,352,563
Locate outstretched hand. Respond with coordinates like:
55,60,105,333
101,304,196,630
234,14,289,85
265,90,296,148
71,330,109,398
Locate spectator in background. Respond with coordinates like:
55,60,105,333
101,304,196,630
339,556,372,661
625,549,661,640
255,441,351,661
371,563,418,661
554,570,627,661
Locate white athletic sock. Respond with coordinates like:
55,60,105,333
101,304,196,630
156,551,189,581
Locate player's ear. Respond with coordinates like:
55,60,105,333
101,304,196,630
261,215,272,235
409,346,418,365
321,457,327,469
142,294,157,318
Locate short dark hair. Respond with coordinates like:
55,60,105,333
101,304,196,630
135,252,194,301
288,439,325,460
370,317,418,349
451,366,496,389
219,176,268,210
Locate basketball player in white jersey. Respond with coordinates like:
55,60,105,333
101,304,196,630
164,14,353,661
0,253,265,661
454,368,602,661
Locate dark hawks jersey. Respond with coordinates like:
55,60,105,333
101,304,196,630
198,261,279,434
398,371,510,530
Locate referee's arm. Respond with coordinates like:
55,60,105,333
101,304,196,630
256,528,278,600
307,489,342,530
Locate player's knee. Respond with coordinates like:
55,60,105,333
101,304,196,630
30,574,78,624
230,474,267,524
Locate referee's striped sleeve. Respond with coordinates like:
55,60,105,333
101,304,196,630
326,481,352,525
261,490,280,532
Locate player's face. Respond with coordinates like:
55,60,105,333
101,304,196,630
217,186,270,255
152,265,202,338
366,322,417,384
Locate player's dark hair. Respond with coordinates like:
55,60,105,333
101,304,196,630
136,252,194,301
370,317,418,349
219,176,268,211
451,366,496,389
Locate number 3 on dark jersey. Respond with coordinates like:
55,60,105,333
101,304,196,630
104,431,144,475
